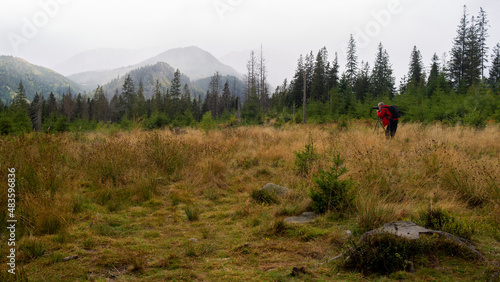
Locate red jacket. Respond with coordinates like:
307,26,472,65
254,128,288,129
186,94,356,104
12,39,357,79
377,105,398,127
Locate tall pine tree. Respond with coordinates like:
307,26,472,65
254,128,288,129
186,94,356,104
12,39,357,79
477,7,489,80
489,43,500,91
408,46,424,86
121,75,136,119
345,34,358,86
450,5,469,89
371,43,395,98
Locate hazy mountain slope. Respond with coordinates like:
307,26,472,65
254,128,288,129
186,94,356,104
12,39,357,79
52,47,165,76
0,56,83,103
68,66,137,92
100,62,245,101
69,46,243,92
191,75,246,100
101,62,193,99
141,46,242,80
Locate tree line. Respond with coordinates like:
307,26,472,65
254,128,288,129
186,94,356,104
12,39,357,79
1,5,499,134
270,5,499,126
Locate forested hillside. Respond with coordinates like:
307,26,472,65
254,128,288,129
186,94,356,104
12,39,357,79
0,56,83,103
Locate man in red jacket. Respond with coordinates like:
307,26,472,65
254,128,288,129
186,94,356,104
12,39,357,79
377,102,398,138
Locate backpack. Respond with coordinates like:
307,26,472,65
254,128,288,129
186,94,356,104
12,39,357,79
387,105,401,119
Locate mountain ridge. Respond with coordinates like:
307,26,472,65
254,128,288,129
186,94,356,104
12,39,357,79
0,55,83,103
68,46,243,92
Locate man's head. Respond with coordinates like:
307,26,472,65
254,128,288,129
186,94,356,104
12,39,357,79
378,102,384,110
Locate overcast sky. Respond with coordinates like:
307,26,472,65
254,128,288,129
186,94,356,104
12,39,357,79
1,0,499,86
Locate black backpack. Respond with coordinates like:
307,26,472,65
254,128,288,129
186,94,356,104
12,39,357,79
387,105,401,119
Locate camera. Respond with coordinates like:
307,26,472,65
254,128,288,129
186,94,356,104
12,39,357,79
372,106,379,110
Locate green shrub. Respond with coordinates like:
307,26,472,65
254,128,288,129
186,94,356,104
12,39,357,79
309,154,355,215
342,232,476,275
199,112,217,132
146,112,169,129
294,137,319,176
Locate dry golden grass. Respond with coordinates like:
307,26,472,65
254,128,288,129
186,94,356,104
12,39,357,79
0,122,499,280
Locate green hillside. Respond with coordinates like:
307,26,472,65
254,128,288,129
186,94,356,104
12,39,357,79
0,56,83,103
101,62,245,100
101,62,191,98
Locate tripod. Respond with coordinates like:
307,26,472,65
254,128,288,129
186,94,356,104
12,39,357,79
373,118,386,135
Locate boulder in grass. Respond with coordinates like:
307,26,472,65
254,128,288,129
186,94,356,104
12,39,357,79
260,183,290,197
284,212,316,224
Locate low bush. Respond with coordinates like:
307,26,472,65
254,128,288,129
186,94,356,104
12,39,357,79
309,154,355,215
343,232,477,275
294,137,319,176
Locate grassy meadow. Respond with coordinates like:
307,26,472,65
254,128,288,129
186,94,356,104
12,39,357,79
0,121,499,281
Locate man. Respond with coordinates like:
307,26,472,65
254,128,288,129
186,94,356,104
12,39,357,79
376,102,398,138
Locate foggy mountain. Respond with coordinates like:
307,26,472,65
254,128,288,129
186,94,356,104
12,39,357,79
51,47,166,76
101,62,191,99
141,46,242,81
101,62,246,101
0,56,83,103
69,46,243,92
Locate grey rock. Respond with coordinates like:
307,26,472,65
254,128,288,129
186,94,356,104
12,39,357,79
343,230,353,238
329,254,343,261
62,255,78,262
300,212,316,218
188,238,198,243
284,212,316,224
260,183,290,197
360,221,432,241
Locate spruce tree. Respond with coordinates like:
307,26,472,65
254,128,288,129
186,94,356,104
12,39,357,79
47,92,57,117
92,86,110,121
371,43,395,98
427,53,440,96
245,50,258,101
152,79,163,113
408,46,424,86
221,81,232,114
489,43,500,91
181,84,192,113
328,52,340,91
208,72,221,117
465,15,481,86
354,61,371,102
304,51,315,103
13,80,29,112
29,92,42,131
311,48,327,102
170,69,182,99
289,55,305,108
345,34,358,86
477,7,489,80
121,75,136,119
450,5,469,88
136,80,147,117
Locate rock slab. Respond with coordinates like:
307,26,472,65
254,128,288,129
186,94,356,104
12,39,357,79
284,212,316,224
260,183,290,197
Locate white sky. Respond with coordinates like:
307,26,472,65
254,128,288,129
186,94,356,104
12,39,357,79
1,0,499,86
